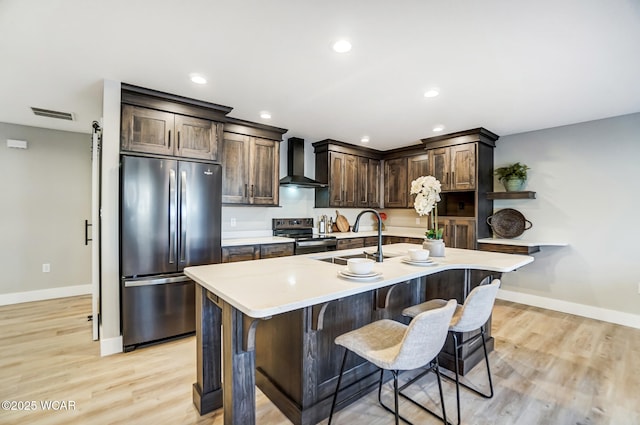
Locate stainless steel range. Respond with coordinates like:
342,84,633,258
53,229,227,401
272,218,337,255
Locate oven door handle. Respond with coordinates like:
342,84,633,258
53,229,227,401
296,239,338,248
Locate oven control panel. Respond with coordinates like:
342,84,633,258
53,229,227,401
272,218,314,230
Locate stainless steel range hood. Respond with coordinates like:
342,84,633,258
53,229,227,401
279,137,327,188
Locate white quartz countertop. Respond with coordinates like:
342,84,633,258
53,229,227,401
185,243,533,319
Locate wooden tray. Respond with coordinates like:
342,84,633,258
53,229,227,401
486,208,532,238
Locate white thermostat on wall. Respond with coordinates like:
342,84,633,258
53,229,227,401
7,139,28,149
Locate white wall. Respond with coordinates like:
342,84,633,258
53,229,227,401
494,112,640,318
0,122,91,304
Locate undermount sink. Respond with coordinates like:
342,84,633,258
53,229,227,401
317,251,396,265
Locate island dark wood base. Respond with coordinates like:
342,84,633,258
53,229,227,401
192,383,222,415
192,268,503,424
438,336,495,376
192,286,223,415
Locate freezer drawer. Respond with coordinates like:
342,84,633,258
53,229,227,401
122,275,195,350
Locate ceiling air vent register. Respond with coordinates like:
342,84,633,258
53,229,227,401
31,107,75,121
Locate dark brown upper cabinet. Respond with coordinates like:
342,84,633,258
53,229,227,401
428,143,476,191
383,157,408,208
221,119,286,206
421,128,499,247
382,145,430,208
313,140,383,208
357,157,381,208
120,84,232,161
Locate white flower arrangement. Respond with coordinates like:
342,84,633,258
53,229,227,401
410,175,443,239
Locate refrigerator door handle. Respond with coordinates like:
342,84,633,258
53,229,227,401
180,170,187,263
169,169,177,264
124,275,191,287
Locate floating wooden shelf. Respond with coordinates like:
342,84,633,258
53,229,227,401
486,191,536,200
477,238,568,255
477,243,540,255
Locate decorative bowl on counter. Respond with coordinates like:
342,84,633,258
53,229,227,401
408,248,430,261
346,258,375,275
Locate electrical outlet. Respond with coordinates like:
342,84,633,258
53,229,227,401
230,218,237,227
42,263,50,273
415,218,421,225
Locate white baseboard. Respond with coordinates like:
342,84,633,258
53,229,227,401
100,335,123,357
0,284,92,306
498,289,640,330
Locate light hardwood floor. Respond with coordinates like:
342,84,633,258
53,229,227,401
1,295,638,425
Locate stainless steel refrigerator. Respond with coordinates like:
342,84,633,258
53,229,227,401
120,155,221,351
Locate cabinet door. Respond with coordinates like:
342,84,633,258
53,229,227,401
429,147,451,190
175,115,219,161
329,152,346,206
250,138,279,205
121,105,174,156
368,159,381,208
450,144,476,190
343,154,358,207
357,157,380,208
443,218,476,249
356,156,370,207
384,157,408,208
408,153,430,207
221,132,250,204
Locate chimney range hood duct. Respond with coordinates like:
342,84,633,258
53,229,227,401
279,137,327,188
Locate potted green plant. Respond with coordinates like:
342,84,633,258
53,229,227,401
494,162,530,192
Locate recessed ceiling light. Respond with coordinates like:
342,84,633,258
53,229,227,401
433,125,445,132
360,136,370,143
260,111,272,119
424,89,439,98
332,39,352,53
190,73,207,84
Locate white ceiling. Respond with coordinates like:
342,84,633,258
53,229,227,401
1,0,639,150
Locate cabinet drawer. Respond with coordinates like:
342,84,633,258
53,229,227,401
363,237,380,247
222,245,259,263
260,243,294,259
337,238,365,250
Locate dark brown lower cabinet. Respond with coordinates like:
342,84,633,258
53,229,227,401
336,238,365,250
222,243,294,262
384,235,424,245
260,243,294,259
254,269,499,425
221,245,259,263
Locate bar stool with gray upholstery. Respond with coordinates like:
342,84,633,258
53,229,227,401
402,279,501,425
328,298,457,425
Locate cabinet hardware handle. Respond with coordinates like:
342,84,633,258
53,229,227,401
168,130,171,148
452,171,455,186
245,184,248,198
177,131,181,150
251,184,254,197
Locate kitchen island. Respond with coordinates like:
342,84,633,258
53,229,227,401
184,243,533,425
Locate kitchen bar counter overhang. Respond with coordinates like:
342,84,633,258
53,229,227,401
184,243,534,425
